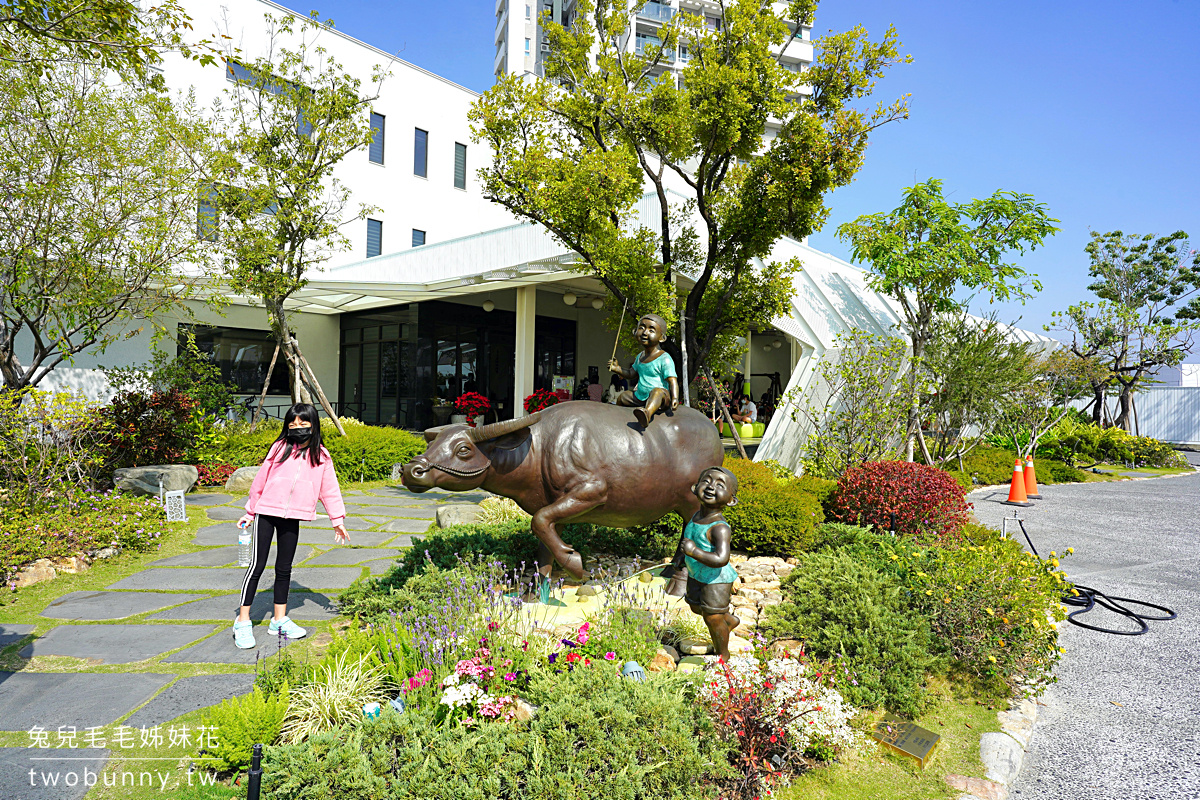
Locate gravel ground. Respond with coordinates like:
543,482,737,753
971,472,1200,800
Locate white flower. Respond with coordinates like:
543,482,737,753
442,672,460,686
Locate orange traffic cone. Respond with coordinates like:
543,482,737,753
1023,455,1042,500
1003,459,1033,507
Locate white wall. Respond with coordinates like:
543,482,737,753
170,0,517,261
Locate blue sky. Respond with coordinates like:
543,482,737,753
279,0,1200,346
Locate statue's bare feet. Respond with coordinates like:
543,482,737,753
634,407,649,428
559,548,584,580
725,612,741,631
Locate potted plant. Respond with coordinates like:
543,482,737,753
453,392,491,427
524,388,559,414
430,396,453,426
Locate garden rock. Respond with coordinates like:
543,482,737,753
768,638,805,657
678,637,711,655
944,774,1008,800
12,559,57,589
511,699,537,722
575,584,600,597
436,504,480,528
727,634,753,654
648,649,677,673
980,731,1024,786
225,466,260,492
95,546,120,559
53,555,89,574
113,464,198,496
675,655,710,674
997,706,1036,749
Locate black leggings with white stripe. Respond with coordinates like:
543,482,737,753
239,514,300,607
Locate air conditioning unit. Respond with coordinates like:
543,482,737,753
540,42,551,52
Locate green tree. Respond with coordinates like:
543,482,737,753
207,12,389,432
1049,230,1200,431
0,48,217,392
999,348,1105,457
470,0,910,384
0,0,215,78
795,329,910,478
921,313,1037,469
836,178,1059,461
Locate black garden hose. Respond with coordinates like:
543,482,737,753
1012,517,1177,636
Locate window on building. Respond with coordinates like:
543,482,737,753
412,229,426,247
705,15,722,32
525,38,530,55
226,60,311,137
367,218,383,257
180,324,289,395
525,3,531,18
197,185,219,241
454,143,467,190
369,112,385,164
414,128,428,177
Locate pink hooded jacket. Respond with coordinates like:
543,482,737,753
245,441,346,527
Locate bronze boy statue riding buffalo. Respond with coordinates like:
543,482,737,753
401,400,724,579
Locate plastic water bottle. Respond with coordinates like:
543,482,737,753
238,521,252,568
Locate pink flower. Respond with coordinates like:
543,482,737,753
604,652,616,661
503,672,516,682
579,622,590,633
576,632,588,645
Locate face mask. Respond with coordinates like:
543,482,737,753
287,426,313,442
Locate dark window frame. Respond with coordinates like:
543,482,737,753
412,228,426,247
453,142,467,190
413,128,428,177
369,112,385,164
367,218,383,257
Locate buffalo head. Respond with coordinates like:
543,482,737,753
401,413,540,493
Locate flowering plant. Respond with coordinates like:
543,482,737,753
436,642,524,727
524,389,559,414
453,392,491,422
701,647,863,799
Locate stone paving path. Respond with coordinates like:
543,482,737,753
0,483,473,799
972,472,1200,800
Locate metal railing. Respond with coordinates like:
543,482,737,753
637,2,674,23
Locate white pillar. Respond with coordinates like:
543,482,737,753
743,334,753,398
514,285,536,417
790,337,801,371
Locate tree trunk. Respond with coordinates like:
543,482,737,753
1114,384,1133,432
249,342,281,432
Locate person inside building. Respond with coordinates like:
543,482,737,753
730,394,757,424
606,373,627,403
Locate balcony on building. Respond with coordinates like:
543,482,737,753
637,1,675,24
635,33,676,63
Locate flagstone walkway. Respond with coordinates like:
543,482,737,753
0,483,486,799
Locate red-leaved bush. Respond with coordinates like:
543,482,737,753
195,462,236,487
829,460,971,545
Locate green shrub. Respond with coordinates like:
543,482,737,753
1038,459,1088,484
476,496,532,525
957,444,1020,486
215,421,425,482
198,685,290,774
901,523,1068,696
281,650,393,744
1,492,167,586
261,666,731,800
761,549,934,717
795,474,837,517
722,458,824,557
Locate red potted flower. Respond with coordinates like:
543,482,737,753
453,392,491,427
524,389,559,414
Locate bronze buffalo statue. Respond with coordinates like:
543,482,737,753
401,401,724,579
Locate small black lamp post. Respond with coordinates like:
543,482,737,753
246,743,263,800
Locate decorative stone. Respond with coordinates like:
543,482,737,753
768,638,805,657
980,731,1024,785
113,464,198,496
676,655,710,674
648,648,677,673
225,466,260,492
678,637,711,655
510,699,537,722
436,504,481,528
95,546,120,559
775,564,795,578
19,624,216,663
739,588,765,603
997,709,1035,748
944,774,1008,800
576,584,600,596
12,560,56,588
728,634,753,654
661,644,680,662
52,555,89,574
763,591,784,605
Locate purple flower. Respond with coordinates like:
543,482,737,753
548,652,558,664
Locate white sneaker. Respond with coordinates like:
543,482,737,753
268,616,307,639
232,619,256,649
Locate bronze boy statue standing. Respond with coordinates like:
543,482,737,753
608,313,679,427
679,465,741,661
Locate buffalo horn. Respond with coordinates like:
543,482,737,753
422,425,450,443
466,412,541,442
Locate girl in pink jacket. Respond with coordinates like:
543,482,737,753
233,403,348,649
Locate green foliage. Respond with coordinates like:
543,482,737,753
795,474,838,518
98,388,199,472
261,667,731,800
471,0,909,378
762,549,934,717
103,337,238,419
921,313,1037,465
901,523,1068,696
1051,230,1200,432
280,650,392,744
476,496,532,525
722,458,824,557
1032,416,1189,469
1,492,167,585
0,389,111,509
796,330,909,478
198,685,290,774
215,421,424,481
0,48,217,392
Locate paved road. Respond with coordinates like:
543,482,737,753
971,472,1200,800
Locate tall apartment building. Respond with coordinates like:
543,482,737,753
494,0,814,84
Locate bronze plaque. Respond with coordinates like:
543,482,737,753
871,714,941,768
